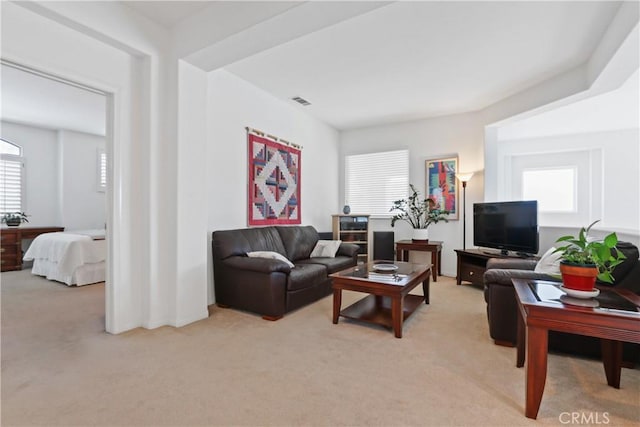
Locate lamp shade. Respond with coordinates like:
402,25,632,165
455,172,474,183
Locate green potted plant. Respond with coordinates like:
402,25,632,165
1,212,29,227
390,184,450,241
553,220,625,290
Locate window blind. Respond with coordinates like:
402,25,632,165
0,155,24,213
100,151,107,188
345,149,409,216
97,149,107,191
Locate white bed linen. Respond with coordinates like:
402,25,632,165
23,232,106,286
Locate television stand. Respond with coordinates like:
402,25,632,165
482,249,509,256
455,249,539,286
481,249,535,258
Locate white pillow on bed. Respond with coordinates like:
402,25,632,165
246,251,294,268
310,240,342,258
534,247,562,275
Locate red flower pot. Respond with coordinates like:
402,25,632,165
559,262,598,291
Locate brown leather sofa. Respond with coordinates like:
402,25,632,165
483,241,640,364
212,225,359,320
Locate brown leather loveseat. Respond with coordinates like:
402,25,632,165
212,225,359,320
483,241,640,364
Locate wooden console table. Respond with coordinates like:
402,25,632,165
395,240,442,282
0,226,64,272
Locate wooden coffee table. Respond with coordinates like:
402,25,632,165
330,261,431,338
512,279,640,419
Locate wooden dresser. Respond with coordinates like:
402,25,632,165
1,226,64,272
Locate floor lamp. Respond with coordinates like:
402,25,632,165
456,172,474,250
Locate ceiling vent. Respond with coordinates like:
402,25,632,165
291,96,311,106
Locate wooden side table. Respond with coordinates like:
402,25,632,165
512,279,640,419
395,240,442,282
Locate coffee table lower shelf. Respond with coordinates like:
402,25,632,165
339,294,424,330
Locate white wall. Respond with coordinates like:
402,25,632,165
58,129,106,230
1,121,106,229
1,121,60,226
206,69,340,302
342,111,638,273
539,226,640,256
340,113,485,276
495,129,639,235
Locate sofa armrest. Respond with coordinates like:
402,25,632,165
484,268,559,287
486,258,538,270
223,255,292,274
336,242,360,258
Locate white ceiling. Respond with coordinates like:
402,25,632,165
2,1,636,136
223,1,621,130
1,64,106,136
498,69,640,140
122,1,212,28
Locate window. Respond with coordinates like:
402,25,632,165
522,167,576,213
1,139,21,156
345,149,409,216
0,139,24,214
507,149,600,227
97,148,106,192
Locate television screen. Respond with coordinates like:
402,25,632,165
473,200,539,255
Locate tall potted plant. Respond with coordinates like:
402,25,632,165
553,220,626,290
390,184,450,241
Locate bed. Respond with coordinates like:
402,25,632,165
23,229,106,286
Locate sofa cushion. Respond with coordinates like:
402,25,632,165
534,247,562,275
287,263,327,291
213,227,286,261
297,257,355,274
310,240,342,258
247,251,295,268
276,226,319,261
604,241,639,284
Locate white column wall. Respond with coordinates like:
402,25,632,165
2,2,147,333
18,0,187,330
175,60,209,325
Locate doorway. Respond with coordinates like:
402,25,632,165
1,59,113,328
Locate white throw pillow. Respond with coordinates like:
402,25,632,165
310,240,342,258
246,251,295,268
534,247,562,275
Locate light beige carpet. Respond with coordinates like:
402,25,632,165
1,270,638,426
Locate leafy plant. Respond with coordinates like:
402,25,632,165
553,220,625,283
390,184,450,229
1,212,29,224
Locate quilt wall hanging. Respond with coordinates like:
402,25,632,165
247,128,302,226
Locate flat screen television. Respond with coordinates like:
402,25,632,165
473,200,539,256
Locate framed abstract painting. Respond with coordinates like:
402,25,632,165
247,132,301,226
425,156,458,220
